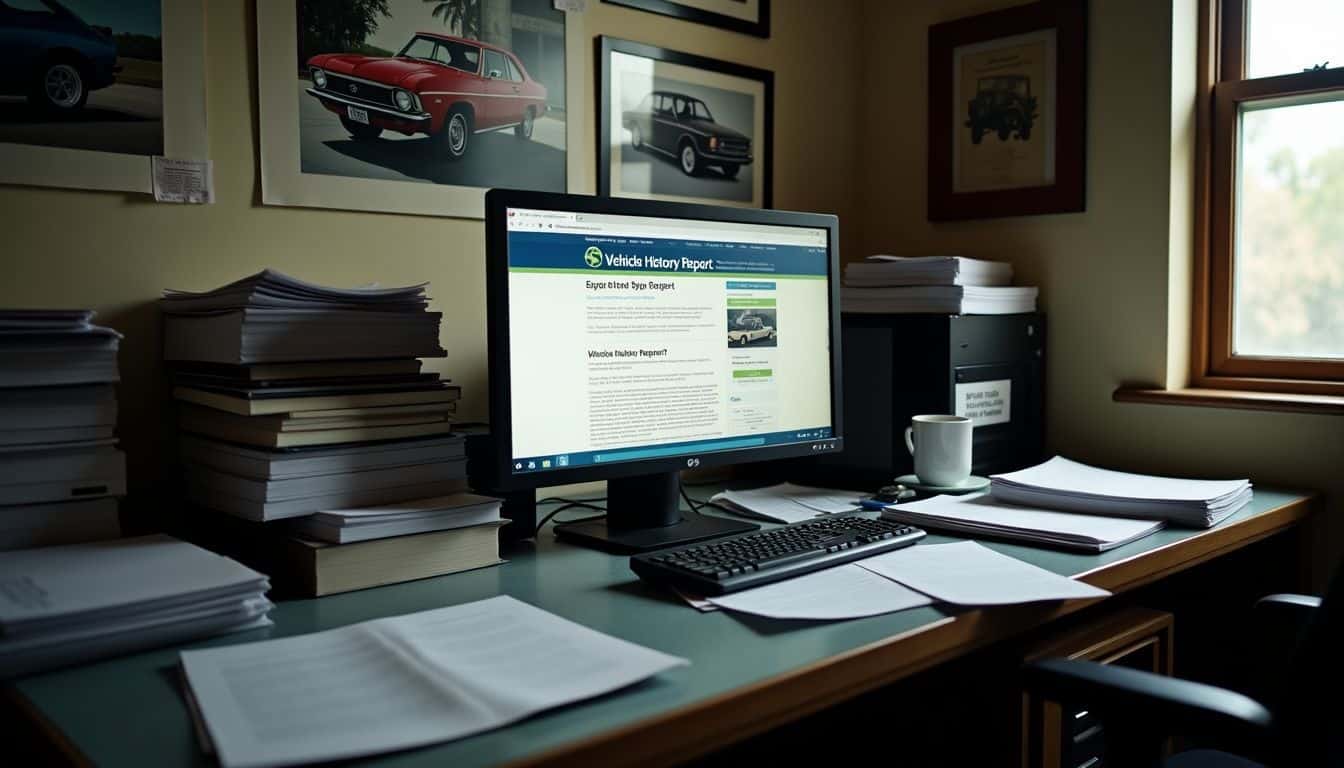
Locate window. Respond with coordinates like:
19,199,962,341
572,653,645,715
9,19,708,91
505,57,523,83
398,37,437,62
483,50,508,79
1196,0,1344,393
1,0,56,12
690,100,713,120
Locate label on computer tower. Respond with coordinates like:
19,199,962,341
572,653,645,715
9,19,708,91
955,379,1011,426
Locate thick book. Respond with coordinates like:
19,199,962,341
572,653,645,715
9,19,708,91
185,477,471,521
178,403,450,434
173,384,459,416
0,384,116,430
0,445,126,505
170,359,423,381
840,285,1038,315
182,459,467,503
283,522,505,596
162,309,445,364
289,493,502,544
160,269,430,314
177,434,466,480
0,498,121,551
178,413,457,449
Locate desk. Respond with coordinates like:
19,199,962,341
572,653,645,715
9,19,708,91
10,489,1314,767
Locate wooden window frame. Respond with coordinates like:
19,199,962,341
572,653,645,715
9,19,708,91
1192,0,1344,397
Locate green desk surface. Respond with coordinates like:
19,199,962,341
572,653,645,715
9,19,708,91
11,489,1313,767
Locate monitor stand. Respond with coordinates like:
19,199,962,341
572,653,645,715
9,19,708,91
553,471,757,554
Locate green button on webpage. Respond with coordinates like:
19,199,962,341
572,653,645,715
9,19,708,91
726,298,777,307
732,368,773,378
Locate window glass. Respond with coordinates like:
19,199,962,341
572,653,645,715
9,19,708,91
1233,95,1344,358
483,50,508,79
506,57,524,82
691,100,712,120
1247,0,1344,78
399,37,437,61
1,0,55,11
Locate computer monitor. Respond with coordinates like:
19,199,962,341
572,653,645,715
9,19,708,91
485,189,842,553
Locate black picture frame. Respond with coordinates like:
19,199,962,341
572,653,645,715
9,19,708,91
601,0,770,38
597,36,774,208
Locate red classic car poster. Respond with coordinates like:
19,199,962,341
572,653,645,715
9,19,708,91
258,0,582,219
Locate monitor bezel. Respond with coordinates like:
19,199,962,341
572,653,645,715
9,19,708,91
485,188,843,491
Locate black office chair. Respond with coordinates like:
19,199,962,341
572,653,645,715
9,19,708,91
1023,563,1341,767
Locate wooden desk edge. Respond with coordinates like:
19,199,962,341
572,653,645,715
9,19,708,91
8,494,1316,768
504,493,1318,768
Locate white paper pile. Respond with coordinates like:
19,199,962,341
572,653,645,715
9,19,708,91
0,310,125,550
0,535,272,678
844,255,1014,287
289,492,503,543
709,482,860,524
882,492,1165,552
161,269,444,364
181,596,687,768
991,456,1253,528
841,285,1038,315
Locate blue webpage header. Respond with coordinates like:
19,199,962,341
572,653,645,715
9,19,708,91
507,231,828,277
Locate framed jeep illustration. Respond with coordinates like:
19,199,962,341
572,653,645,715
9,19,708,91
928,0,1086,221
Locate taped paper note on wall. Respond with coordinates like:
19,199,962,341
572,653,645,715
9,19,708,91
956,378,1011,426
153,157,214,204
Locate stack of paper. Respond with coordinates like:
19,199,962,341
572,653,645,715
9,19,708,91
844,255,1014,287
882,493,1165,552
0,535,271,678
991,456,1253,528
841,285,1038,315
180,596,687,767
289,492,502,544
709,482,860,524
0,310,125,550
841,254,1036,315
162,270,443,364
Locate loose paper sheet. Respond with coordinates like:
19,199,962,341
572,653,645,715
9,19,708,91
181,596,687,768
707,564,933,620
858,541,1110,606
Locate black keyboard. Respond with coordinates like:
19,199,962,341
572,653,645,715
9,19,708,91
630,514,926,596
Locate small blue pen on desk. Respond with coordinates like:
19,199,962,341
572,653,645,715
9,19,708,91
858,499,896,512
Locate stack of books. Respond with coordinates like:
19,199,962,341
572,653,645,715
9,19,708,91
0,310,124,550
840,255,1038,314
990,456,1254,528
161,271,504,596
0,535,271,678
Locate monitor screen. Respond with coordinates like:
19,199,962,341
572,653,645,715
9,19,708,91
503,205,835,477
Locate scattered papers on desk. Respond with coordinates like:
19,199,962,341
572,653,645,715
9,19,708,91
883,493,1165,552
991,456,1252,527
709,483,860,524
0,536,271,678
706,564,932,620
857,541,1110,606
180,595,687,768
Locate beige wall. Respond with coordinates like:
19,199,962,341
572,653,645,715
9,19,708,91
0,0,862,508
858,0,1342,576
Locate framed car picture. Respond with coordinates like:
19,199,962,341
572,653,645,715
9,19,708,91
927,0,1086,221
0,0,207,194
256,0,587,220
598,36,773,208
601,0,769,38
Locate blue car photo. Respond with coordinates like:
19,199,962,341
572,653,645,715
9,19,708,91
0,0,119,113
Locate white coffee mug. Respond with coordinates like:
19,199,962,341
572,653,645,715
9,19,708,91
904,414,973,487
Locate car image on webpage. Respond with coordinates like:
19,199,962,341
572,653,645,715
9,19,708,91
727,308,776,348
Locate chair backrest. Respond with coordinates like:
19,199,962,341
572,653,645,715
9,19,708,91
1277,560,1342,764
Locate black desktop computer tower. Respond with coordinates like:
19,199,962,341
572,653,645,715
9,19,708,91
795,313,1046,490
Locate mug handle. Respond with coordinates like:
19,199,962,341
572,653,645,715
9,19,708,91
904,426,915,457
